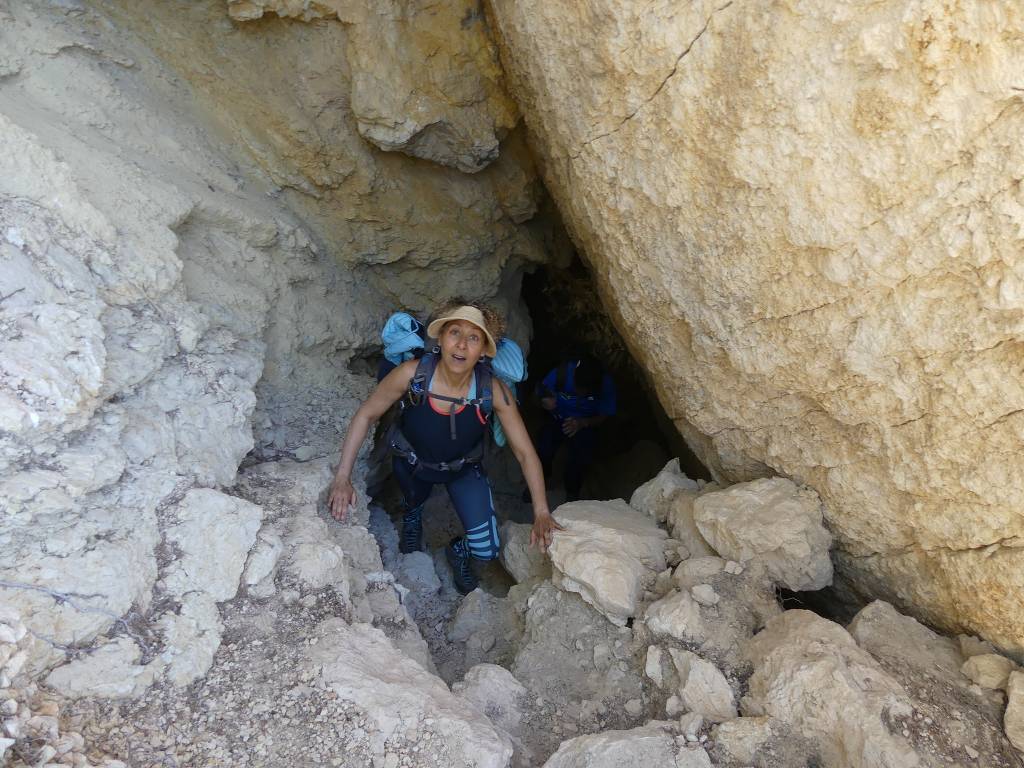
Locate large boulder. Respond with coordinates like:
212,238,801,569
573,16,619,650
308,618,513,768
848,600,963,679
542,722,712,768
487,0,1024,651
743,610,919,767
694,478,833,591
548,500,667,625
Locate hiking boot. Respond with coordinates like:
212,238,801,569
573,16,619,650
399,506,424,554
445,537,478,595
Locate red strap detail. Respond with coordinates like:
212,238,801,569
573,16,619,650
475,405,487,425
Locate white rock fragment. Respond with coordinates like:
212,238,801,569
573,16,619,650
45,638,162,699
548,500,667,625
691,584,719,607
669,649,737,722
694,477,833,591
397,551,441,595
644,590,705,644
629,459,699,522
163,489,264,601
543,721,710,768
961,654,1017,691
1005,671,1024,752
243,527,284,588
159,592,222,687
645,646,665,688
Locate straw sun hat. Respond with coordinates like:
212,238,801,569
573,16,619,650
427,305,498,358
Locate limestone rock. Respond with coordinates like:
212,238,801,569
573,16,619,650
962,654,1017,691
500,520,552,583
229,0,519,173
711,716,818,767
0,0,543,677
744,610,918,767
668,648,737,722
284,517,351,596
694,478,833,591
396,552,442,596
666,488,717,560
243,527,284,589
548,500,667,625
543,722,712,768
308,618,513,767
1006,671,1024,753
448,589,519,647
512,583,643,716
452,664,532,763
644,590,706,646
959,634,998,659
159,592,223,687
163,489,264,602
849,600,963,680
487,0,1024,651
44,638,162,699
629,458,699,523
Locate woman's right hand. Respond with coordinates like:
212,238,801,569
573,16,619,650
329,478,356,522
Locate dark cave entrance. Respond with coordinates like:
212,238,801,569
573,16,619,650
517,252,711,503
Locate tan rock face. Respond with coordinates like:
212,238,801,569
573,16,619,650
227,0,518,173
487,0,1024,649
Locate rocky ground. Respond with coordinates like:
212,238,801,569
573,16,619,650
3,458,1023,767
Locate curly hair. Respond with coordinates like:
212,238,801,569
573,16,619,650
430,297,506,340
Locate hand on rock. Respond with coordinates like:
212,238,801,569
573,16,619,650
530,512,564,554
328,478,356,522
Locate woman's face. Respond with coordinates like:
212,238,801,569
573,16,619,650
439,319,485,374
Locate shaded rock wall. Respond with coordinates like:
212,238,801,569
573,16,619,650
486,0,1024,649
0,0,543,673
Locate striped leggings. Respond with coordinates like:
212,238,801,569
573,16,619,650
391,457,501,560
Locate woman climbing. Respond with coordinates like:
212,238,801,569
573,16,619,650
328,300,562,593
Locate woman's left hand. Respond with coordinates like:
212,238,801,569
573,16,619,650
530,511,564,554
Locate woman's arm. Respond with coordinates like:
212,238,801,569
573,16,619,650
493,380,564,552
328,360,417,521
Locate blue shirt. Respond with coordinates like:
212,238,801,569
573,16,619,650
540,362,616,420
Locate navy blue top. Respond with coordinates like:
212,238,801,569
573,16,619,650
400,372,488,464
540,361,616,419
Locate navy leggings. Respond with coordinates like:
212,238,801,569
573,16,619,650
391,456,500,561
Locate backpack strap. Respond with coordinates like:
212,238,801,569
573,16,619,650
405,349,439,408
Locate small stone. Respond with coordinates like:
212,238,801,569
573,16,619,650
965,745,979,759
679,711,703,740
724,560,744,575
961,654,1017,691
625,699,642,715
0,700,15,716
666,694,684,717
691,584,720,607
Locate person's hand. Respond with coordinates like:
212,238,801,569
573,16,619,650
540,396,557,411
561,417,585,437
328,478,356,522
530,511,564,554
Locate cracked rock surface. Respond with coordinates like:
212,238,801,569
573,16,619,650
486,0,1024,651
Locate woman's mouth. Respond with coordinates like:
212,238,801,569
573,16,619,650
452,353,466,362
